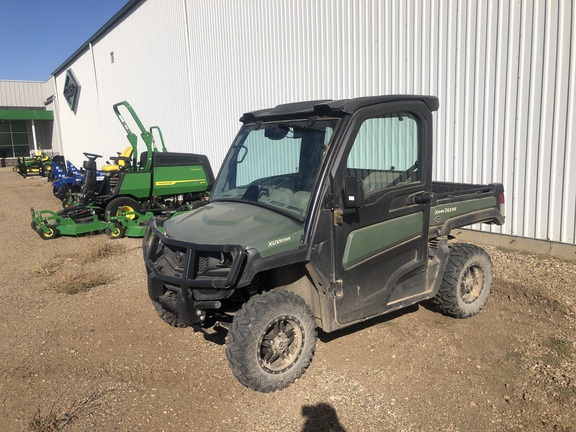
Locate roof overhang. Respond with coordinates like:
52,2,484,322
0,110,54,121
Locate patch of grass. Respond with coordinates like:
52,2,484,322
54,270,111,295
34,259,64,277
494,246,538,257
541,337,574,367
29,390,108,431
553,385,576,404
506,351,525,366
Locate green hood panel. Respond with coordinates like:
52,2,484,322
164,202,304,258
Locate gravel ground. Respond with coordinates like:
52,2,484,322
0,167,575,432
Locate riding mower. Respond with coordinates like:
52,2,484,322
13,146,53,178
51,116,168,204
30,101,214,240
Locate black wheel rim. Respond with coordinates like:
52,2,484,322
258,315,304,374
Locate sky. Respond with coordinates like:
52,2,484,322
0,0,129,82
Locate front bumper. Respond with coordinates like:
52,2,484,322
143,218,248,324
143,218,246,289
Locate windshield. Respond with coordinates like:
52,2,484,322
211,119,338,220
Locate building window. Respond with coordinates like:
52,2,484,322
0,120,29,158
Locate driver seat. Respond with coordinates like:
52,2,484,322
102,147,133,173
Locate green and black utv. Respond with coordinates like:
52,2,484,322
143,95,505,392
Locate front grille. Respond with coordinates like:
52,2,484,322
197,256,209,275
143,218,246,289
108,176,119,193
163,243,187,272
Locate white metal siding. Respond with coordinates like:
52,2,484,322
54,0,192,169
52,0,576,245
0,80,45,107
54,49,102,165
184,0,576,245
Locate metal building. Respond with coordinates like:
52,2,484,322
4,0,576,247
0,80,56,158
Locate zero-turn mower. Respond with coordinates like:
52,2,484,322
13,146,53,178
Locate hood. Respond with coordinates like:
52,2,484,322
164,202,304,257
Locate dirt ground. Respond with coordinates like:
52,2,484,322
1,167,575,432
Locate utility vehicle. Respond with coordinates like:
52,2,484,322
143,95,505,392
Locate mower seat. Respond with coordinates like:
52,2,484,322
102,147,133,173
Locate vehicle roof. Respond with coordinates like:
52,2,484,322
240,95,439,123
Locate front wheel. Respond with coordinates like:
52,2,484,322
433,243,493,318
226,290,317,393
106,221,125,239
152,291,188,328
56,184,71,201
36,225,60,240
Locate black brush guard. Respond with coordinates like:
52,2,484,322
144,218,248,325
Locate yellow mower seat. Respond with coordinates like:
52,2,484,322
102,146,133,173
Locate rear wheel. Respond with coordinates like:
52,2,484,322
105,197,141,220
433,243,492,318
226,290,317,393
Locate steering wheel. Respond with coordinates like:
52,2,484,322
83,152,102,161
258,187,270,199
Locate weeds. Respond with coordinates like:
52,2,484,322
506,351,525,366
33,240,123,293
79,241,123,264
34,259,64,277
541,337,574,367
54,270,111,295
29,390,109,431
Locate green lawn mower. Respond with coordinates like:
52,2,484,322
30,101,214,240
14,146,53,178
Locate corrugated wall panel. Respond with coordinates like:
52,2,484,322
560,3,576,244
48,0,576,245
547,0,572,243
182,0,576,245
54,50,101,165
0,81,44,107
54,0,192,167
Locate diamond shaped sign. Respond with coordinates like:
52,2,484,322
63,69,81,113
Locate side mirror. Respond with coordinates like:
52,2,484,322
343,177,364,208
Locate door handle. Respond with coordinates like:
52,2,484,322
408,192,431,205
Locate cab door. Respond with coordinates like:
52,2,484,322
331,101,433,324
